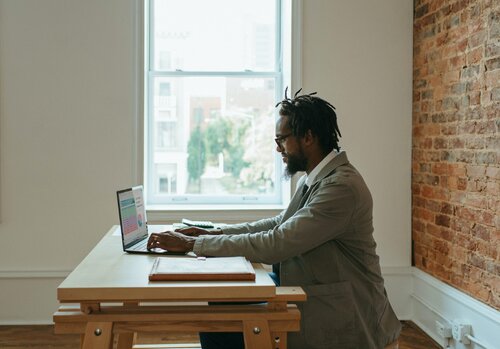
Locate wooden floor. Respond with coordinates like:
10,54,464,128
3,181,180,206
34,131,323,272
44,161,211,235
0,321,439,349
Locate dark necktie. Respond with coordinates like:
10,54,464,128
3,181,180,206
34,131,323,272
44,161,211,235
302,184,309,196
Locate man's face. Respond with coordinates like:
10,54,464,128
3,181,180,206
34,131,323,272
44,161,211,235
275,116,307,178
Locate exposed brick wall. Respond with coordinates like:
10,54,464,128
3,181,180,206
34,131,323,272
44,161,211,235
412,0,499,310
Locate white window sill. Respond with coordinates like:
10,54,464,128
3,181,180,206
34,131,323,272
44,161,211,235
147,204,285,224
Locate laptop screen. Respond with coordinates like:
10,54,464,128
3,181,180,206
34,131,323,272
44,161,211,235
117,186,148,247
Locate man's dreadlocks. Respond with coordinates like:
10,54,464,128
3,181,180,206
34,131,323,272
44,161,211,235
276,88,342,153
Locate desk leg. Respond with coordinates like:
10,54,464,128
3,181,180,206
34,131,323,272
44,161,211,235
243,320,272,349
116,302,138,349
81,322,113,349
116,332,136,349
271,331,287,349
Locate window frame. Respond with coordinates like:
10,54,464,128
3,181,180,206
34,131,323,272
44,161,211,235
137,0,302,217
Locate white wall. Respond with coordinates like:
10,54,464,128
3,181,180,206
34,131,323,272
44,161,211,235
0,0,414,323
0,0,139,322
301,0,413,267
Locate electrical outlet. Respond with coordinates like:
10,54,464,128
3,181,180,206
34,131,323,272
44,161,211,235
435,320,452,338
452,321,471,344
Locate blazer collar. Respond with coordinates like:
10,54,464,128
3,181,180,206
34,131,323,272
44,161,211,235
310,150,349,185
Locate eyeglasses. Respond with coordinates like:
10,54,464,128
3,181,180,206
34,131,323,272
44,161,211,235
274,133,292,148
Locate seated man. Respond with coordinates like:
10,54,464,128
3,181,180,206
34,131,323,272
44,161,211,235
148,90,401,349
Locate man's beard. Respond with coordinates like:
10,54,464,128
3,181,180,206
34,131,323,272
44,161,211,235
283,147,307,179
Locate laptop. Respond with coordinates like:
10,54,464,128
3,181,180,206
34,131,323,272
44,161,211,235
116,186,184,255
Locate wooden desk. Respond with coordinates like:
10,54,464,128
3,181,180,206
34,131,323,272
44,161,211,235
53,226,306,349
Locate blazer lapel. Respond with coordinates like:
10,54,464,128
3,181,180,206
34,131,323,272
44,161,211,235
281,177,308,223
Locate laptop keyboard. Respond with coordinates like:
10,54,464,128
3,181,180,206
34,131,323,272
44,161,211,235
130,239,148,251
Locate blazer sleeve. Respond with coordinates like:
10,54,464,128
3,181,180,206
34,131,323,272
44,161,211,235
220,211,285,235
193,179,357,264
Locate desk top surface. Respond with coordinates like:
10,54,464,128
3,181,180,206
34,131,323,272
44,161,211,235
58,226,276,303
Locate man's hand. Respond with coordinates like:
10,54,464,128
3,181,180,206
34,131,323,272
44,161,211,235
175,226,223,237
147,231,197,252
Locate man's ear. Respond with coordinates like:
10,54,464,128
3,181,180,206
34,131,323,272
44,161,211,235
302,129,315,146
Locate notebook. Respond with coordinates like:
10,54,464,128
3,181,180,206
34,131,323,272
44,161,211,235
149,256,256,281
116,186,184,255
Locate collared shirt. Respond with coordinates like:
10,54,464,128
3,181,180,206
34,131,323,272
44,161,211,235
305,149,339,187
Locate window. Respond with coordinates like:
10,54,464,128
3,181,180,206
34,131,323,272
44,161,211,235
145,0,292,205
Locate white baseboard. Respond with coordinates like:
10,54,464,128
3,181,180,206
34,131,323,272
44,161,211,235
412,267,500,349
0,270,70,279
0,274,65,325
381,266,414,320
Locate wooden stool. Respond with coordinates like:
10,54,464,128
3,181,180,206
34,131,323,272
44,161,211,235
384,339,399,349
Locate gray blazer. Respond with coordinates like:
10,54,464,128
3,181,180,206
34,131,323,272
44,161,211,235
193,151,401,348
